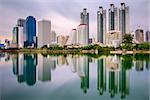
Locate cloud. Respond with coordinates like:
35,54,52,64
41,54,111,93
0,0,149,43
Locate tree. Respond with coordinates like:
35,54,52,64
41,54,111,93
122,34,133,44
121,34,134,50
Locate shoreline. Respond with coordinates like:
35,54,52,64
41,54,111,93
0,49,150,54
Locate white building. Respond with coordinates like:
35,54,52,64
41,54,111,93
18,27,24,48
50,30,57,44
38,20,51,48
67,29,77,45
77,24,88,46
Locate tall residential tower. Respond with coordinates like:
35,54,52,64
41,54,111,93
119,3,129,40
97,6,106,44
80,8,89,44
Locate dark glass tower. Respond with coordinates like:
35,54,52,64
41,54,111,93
119,3,129,40
80,8,89,43
97,6,106,44
24,16,36,47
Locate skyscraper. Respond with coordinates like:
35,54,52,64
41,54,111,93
67,29,77,45
106,4,121,46
24,16,36,48
12,26,19,45
135,29,144,43
80,8,89,44
50,30,57,44
17,18,25,27
12,18,25,48
108,4,119,31
97,6,106,44
57,35,68,46
119,3,129,40
145,31,150,42
77,24,88,46
38,20,51,48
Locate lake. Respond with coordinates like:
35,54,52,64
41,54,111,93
0,53,149,100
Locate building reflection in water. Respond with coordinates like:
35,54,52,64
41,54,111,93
10,53,149,98
67,55,89,93
97,55,130,98
97,57,106,95
12,53,37,86
38,54,56,82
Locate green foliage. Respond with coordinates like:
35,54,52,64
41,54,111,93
122,34,133,44
81,44,101,50
49,45,63,50
121,55,133,69
121,43,133,51
136,42,150,50
134,54,150,61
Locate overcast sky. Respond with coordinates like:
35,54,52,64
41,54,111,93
0,0,149,43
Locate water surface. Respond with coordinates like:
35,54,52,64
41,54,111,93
0,53,149,100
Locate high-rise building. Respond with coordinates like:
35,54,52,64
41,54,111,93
106,4,121,46
12,26,19,45
97,6,106,44
17,18,25,27
57,35,68,46
12,18,25,48
67,29,77,45
108,4,119,31
50,30,57,44
24,16,36,48
135,29,144,43
77,24,88,46
145,31,150,42
38,20,51,48
119,3,129,40
80,8,89,44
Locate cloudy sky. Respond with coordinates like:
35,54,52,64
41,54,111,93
0,0,149,43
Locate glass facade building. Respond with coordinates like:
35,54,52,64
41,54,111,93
97,6,106,44
12,26,19,44
80,8,89,44
24,16,36,47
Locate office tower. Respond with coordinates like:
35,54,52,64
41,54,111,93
97,6,106,44
67,29,77,45
50,30,57,44
57,35,69,46
12,26,19,47
17,18,25,48
80,8,89,44
108,4,119,31
145,31,150,42
17,18,25,27
24,16,36,48
77,24,88,46
119,3,129,40
135,29,144,43
38,20,51,48
12,18,25,48
106,4,121,46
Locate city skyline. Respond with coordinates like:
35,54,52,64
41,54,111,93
0,0,149,43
